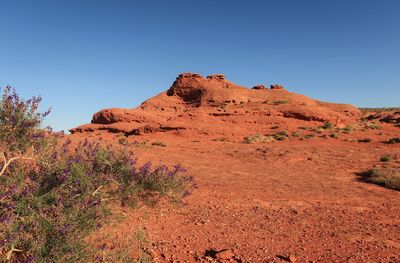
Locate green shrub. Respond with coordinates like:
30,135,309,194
386,137,400,144
273,131,289,141
244,134,273,144
151,141,166,147
358,138,372,143
118,137,128,145
212,137,228,142
291,131,302,138
329,132,339,139
358,168,400,191
321,122,333,130
304,134,315,139
273,100,288,105
342,125,353,134
365,122,381,130
380,155,391,162
359,107,400,113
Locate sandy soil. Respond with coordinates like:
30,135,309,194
78,132,400,263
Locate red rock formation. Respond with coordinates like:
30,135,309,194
252,85,266,90
70,73,361,136
270,84,285,90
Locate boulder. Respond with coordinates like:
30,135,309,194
252,84,266,90
207,74,225,81
270,84,285,90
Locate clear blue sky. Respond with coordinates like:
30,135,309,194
1,0,399,131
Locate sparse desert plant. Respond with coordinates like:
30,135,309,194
95,226,152,262
342,125,353,134
321,122,333,130
304,134,315,139
329,132,339,139
358,168,400,191
386,137,400,144
118,137,129,145
212,137,228,142
365,122,381,130
244,134,273,144
358,138,372,143
133,226,152,262
273,131,289,141
151,140,166,147
380,155,392,162
273,100,289,105
132,141,149,148
218,103,227,109
359,107,400,113
291,131,302,138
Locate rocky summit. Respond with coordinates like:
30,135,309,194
70,73,360,137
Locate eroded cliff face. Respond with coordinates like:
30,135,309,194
70,73,361,136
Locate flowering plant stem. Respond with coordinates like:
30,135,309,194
0,151,35,177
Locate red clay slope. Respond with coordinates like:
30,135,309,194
70,73,360,137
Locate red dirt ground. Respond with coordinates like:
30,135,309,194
71,73,400,262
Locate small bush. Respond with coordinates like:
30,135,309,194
358,168,400,191
291,131,302,138
358,138,372,143
244,134,273,144
380,155,392,162
212,137,228,142
342,125,353,134
329,132,339,139
304,134,315,139
151,140,166,147
386,137,400,144
273,131,289,141
359,107,400,113
273,100,288,105
118,137,128,145
365,122,381,130
321,122,333,130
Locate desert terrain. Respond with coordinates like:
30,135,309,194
67,73,400,262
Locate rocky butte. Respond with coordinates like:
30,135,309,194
70,73,360,137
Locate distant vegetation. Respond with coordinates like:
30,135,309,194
359,107,400,113
358,168,400,191
358,138,372,143
386,137,400,144
320,122,333,130
380,155,392,162
273,100,289,105
0,86,195,262
244,131,289,144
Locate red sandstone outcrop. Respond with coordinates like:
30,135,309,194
70,73,361,136
252,85,266,90
270,84,285,90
